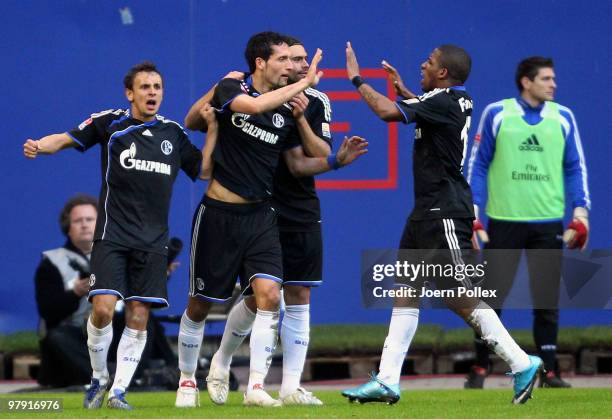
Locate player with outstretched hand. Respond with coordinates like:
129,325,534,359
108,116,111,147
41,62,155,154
175,31,366,408
341,41,542,405
24,61,208,410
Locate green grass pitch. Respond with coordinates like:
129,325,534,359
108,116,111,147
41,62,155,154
2,388,611,418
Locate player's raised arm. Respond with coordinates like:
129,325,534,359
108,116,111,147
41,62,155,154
283,135,367,177
381,60,417,99
198,103,218,180
290,93,331,157
346,42,403,122
185,71,245,132
230,49,324,115
23,133,76,159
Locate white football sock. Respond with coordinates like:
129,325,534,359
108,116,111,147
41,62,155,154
467,301,531,373
247,309,279,391
213,299,256,370
378,307,419,385
109,327,147,395
279,304,310,398
86,316,113,385
178,311,205,382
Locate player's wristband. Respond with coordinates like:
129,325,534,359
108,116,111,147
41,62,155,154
351,75,365,89
327,154,342,170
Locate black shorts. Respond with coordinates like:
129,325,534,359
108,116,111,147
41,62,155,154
279,229,323,287
398,217,477,291
190,196,283,303
483,219,563,309
89,240,169,308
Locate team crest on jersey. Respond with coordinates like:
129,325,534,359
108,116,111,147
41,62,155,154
78,117,93,131
161,140,173,155
272,113,285,128
89,274,96,287
196,278,205,291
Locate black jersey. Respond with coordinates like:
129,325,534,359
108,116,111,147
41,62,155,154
210,78,300,201
395,86,475,220
68,109,202,254
272,88,333,231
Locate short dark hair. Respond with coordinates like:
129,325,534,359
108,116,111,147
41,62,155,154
283,35,302,47
59,194,97,236
244,31,287,74
123,61,162,90
515,56,554,92
437,45,472,84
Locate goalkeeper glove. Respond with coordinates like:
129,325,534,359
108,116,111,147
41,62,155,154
472,205,489,249
563,207,589,250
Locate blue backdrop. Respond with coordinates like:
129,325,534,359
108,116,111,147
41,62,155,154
1,0,611,333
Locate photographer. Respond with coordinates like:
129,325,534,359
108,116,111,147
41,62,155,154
35,194,181,388
35,194,97,387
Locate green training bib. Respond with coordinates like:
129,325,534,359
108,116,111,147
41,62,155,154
487,99,565,221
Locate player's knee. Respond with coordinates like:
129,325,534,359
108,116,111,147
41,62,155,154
125,304,150,329
283,285,310,305
91,305,114,325
256,286,281,310
186,297,212,322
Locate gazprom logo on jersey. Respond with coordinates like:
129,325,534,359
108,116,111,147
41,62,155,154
120,142,171,175
231,113,279,145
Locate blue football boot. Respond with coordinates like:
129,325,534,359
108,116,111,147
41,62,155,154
341,373,400,405
83,378,107,409
107,389,134,410
511,355,543,404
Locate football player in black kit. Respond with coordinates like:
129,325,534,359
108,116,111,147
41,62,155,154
340,43,542,405
175,32,367,408
24,61,206,410
201,36,332,407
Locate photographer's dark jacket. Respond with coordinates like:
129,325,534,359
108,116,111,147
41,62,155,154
35,241,91,336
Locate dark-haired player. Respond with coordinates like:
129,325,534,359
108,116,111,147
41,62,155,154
340,43,541,405
175,32,366,408
24,61,207,410
204,36,332,407
465,56,589,388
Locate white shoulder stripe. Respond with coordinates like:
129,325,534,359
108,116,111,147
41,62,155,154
91,109,123,118
558,104,591,209
557,105,574,138
417,88,446,102
401,88,446,106
156,114,186,132
305,87,332,122
476,100,504,136
466,140,480,184
491,108,507,138
558,113,571,138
